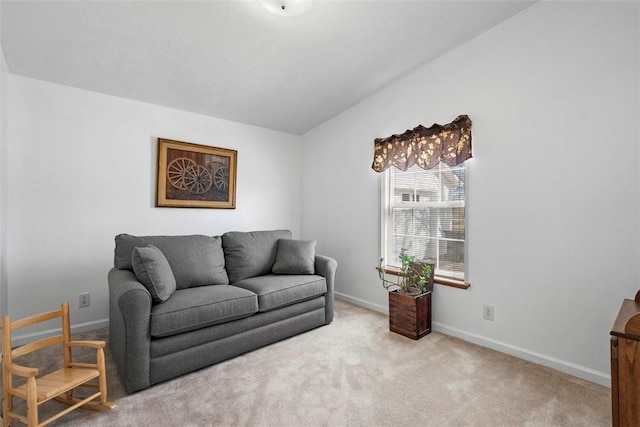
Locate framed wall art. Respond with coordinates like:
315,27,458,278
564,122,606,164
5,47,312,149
156,138,237,209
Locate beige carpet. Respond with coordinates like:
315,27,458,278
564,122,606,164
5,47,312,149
4,301,610,426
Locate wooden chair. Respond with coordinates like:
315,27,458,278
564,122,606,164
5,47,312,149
2,302,115,427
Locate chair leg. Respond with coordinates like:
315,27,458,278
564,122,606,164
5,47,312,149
97,348,108,405
26,377,38,427
3,364,12,427
2,394,11,427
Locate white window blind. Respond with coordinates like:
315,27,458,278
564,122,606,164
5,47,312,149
381,163,466,280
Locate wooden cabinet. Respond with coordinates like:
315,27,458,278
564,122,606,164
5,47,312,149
610,291,640,426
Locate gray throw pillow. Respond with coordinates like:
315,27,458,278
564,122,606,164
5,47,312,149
132,245,177,303
272,239,316,275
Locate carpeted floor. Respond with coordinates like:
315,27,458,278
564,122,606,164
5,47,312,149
4,300,611,426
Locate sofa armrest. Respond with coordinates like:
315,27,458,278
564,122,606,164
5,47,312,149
108,267,152,393
314,254,337,324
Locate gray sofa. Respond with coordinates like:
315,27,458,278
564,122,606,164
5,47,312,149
108,229,336,393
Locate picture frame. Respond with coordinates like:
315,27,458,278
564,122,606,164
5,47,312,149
156,138,237,209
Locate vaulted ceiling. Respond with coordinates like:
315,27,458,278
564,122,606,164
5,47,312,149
1,1,535,134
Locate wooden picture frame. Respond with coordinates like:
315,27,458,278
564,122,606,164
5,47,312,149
156,138,237,209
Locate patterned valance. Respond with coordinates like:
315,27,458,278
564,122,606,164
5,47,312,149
371,115,472,173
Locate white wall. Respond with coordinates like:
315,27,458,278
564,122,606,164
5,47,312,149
6,76,302,332
302,1,640,386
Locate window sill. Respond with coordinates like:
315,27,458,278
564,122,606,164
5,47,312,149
434,275,470,290
376,266,470,290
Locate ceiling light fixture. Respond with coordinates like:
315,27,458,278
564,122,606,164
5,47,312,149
260,0,313,17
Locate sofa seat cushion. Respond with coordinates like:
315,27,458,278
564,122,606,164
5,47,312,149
150,285,258,338
233,274,327,313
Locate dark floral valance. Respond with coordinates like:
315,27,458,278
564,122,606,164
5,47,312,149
371,115,472,173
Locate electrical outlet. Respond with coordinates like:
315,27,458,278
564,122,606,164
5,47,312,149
79,292,90,308
483,304,494,321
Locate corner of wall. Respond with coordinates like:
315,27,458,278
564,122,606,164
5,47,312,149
0,20,9,319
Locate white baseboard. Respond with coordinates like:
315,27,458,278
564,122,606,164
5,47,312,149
433,322,610,387
335,292,610,388
335,292,388,314
12,296,613,388
12,318,109,347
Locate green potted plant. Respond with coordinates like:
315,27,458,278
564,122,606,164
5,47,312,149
378,249,434,339
378,248,433,295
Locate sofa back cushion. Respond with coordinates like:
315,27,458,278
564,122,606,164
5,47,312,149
114,234,229,289
222,230,292,283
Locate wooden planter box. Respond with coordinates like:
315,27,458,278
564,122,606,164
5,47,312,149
388,290,432,340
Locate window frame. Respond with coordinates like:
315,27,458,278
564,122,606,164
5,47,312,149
379,163,470,290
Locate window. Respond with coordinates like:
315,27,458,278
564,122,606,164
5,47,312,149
381,162,467,281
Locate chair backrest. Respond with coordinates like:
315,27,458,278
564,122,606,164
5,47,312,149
1,302,72,368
